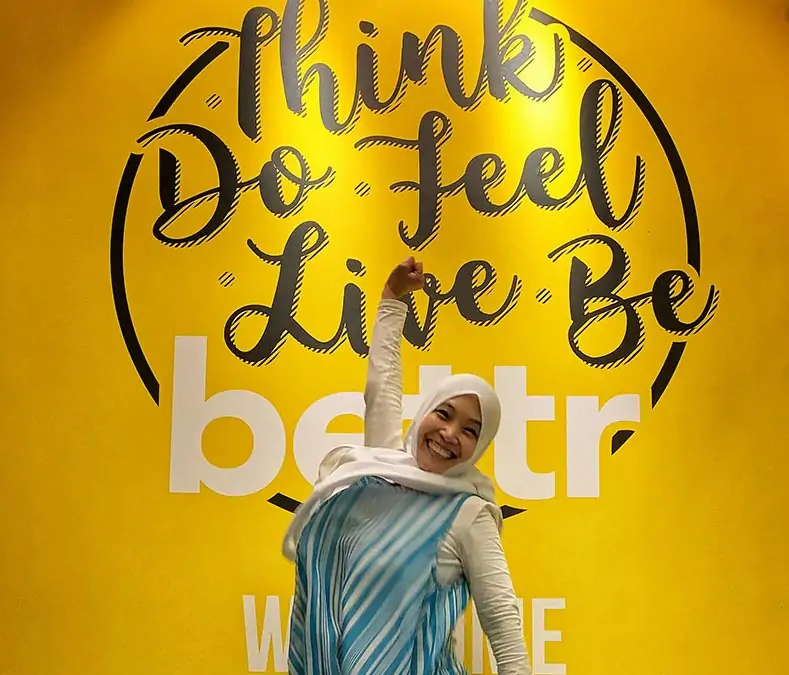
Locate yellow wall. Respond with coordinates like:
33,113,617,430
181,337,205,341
2,1,788,673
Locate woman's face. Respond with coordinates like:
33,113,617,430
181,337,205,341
415,394,482,474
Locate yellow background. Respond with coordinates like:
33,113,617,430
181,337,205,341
2,0,788,673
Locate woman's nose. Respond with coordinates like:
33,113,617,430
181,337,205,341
439,426,460,445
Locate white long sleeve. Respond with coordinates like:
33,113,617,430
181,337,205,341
441,504,532,675
363,298,408,450
362,299,531,675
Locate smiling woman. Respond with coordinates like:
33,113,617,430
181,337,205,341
404,370,502,476
419,397,483,467
281,257,530,675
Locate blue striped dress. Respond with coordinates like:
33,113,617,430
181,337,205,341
288,476,473,675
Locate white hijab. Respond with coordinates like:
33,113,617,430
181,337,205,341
282,373,502,561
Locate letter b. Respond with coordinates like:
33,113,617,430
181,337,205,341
169,337,286,496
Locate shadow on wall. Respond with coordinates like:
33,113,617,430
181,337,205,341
709,0,788,16
0,0,125,126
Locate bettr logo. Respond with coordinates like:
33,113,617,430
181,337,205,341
170,336,640,500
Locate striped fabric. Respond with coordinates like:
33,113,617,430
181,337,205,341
288,477,473,675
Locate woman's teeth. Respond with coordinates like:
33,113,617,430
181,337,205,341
428,440,456,460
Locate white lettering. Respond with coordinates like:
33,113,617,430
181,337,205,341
249,594,566,673
532,598,566,675
566,395,640,497
294,392,365,484
169,338,641,500
243,594,293,673
494,366,556,500
170,337,286,496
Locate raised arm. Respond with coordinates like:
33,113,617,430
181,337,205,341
363,258,424,450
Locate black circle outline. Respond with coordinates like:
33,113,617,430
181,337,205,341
109,8,703,518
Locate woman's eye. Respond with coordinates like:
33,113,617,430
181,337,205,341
465,427,479,439
436,409,449,419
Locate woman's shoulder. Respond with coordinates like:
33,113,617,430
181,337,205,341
442,496,504,567
451,495,502,536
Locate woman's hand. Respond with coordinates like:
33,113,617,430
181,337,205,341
382,257,425,300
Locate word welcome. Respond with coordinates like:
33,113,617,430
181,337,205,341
243,594,567,674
